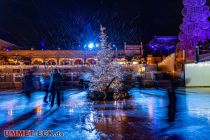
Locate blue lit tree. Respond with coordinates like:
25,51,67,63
178,0,210,50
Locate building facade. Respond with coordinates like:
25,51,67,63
0,49,144,65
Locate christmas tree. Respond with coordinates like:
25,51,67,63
178,0,210,49
88,25,128,101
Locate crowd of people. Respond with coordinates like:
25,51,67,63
22,68,89,108
22,67,181,122
22,68,63,108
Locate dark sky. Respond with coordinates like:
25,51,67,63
0,0,184,49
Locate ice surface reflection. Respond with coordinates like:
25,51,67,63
35,105,42,117
0,89,210,139
187,93,210,122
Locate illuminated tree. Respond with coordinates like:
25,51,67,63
88,25,128,101
178,0,210,49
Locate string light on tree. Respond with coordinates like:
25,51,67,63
88,25,129,101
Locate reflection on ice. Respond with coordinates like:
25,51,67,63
7,108,13,121
148,98,154,120
0,89,210,139
69,108,74,113
187,94,210,122
35,105,42,117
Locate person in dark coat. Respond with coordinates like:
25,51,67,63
79,79,85,91
22,70,35,100
137,75,143,89
166,74,178,122
43,74,50,103
49,69,62,107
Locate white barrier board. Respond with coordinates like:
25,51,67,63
185,61,210,87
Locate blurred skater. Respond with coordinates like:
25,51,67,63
79,78,85,91
43,74,51,103
166,74,178,122
22,69,35,101
167,83,176,122
137,75,143,89
49,69,62,107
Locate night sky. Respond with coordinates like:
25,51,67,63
0,0,184,49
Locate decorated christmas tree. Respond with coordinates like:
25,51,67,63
178,0,210,49
88,25,129,101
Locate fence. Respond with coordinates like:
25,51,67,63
0,72,82,90
186,52,210,63
0,64,143,90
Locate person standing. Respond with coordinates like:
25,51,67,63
22,69,35,100
138,75,143,89
167,74,178,122
79,78,84,91
43,74,50,103
49,69,62,107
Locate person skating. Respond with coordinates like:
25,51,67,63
22,69,35,101
43,74,50,103
49,69,62,107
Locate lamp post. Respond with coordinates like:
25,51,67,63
196,45,200,63
115,47,118,58
140,42,143,56
112,44,118,58
183,49,186,87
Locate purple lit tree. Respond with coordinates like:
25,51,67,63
178,0,210,50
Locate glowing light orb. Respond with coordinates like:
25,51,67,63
84,44,87,48
88,43,94,49
112,44,116,48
